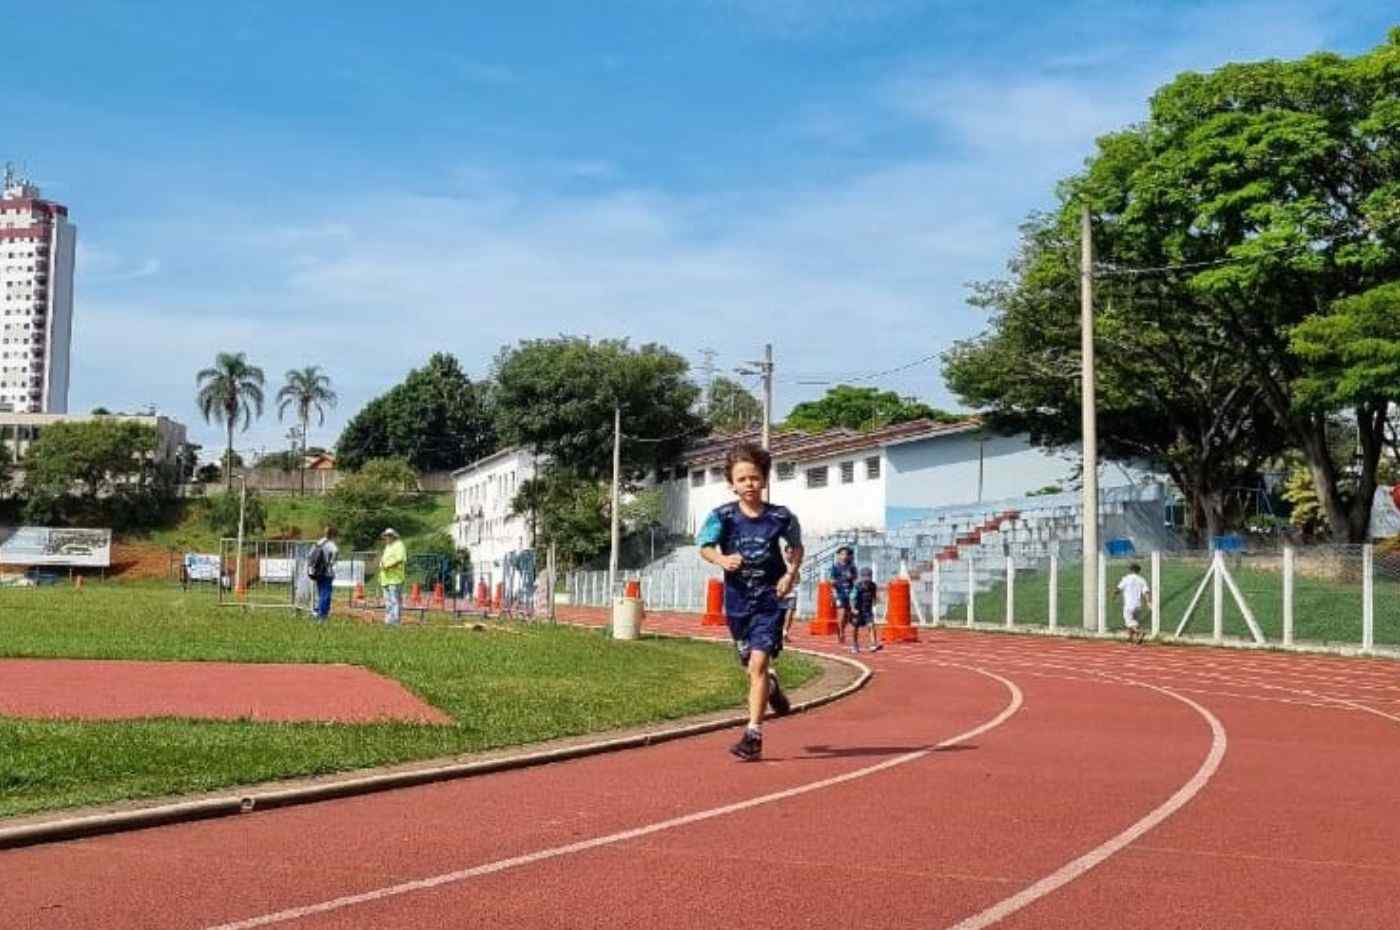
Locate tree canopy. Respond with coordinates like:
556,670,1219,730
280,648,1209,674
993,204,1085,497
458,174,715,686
196,351,265,491
704,377,762,433
493,336,702,481
944,214,1286,540
336,353,496,472
784,385,960,433
1062,29,1400,539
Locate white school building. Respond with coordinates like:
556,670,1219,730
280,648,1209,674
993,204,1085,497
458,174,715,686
453,419,1157,570
657,419,1151,540
450,447,538,575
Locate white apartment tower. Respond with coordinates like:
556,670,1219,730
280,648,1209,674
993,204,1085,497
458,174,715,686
0,164,75,413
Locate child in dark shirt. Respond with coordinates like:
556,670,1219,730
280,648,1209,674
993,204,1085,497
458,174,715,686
850,567,883,654
697,443,804,762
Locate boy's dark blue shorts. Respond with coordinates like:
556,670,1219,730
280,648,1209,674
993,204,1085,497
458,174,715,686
852,610,874,628
833,587,853,609
728,605,785,666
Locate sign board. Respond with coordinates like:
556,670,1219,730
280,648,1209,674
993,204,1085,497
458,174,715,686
332,558,366,588
0,527,112,567
259,558,297,583
184,553,221,582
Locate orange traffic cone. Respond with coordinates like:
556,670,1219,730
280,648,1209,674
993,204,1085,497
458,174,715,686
409,582,423,606
808,580,839,635
701,577,727,627
74,575,84,591
492,582,504,610
475,580,490,608
880,578,918,643
353,581,365,604
431,581,445,609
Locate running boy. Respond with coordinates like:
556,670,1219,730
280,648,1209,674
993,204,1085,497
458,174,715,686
830,546,857,644
1113,562,1150,645
698,443,804,762
850,566,883,654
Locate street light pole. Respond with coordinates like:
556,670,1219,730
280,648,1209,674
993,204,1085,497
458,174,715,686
1080,202,1100,631
233,473,248,597
607,404,622,616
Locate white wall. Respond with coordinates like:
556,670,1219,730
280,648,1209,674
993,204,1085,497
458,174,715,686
884,432,1081,512
453,448,536,570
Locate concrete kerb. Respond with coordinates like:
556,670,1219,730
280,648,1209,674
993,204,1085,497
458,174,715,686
0,640,871,851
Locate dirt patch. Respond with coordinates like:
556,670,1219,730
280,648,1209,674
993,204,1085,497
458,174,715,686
108,542,178,581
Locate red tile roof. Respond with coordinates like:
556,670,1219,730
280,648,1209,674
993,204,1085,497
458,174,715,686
680,417,979,467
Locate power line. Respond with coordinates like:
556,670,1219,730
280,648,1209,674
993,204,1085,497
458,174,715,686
782,352,940,388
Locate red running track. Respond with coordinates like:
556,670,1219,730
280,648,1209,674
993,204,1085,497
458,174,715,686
3,613,1398,929
0,658,451,724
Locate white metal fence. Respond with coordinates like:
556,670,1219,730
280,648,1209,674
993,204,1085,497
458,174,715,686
572,543,1400,655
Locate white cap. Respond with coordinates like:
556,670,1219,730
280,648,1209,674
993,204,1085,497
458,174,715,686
381,528,399,538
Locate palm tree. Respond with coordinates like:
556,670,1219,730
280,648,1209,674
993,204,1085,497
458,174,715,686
277,366,338,496
196,352,266,492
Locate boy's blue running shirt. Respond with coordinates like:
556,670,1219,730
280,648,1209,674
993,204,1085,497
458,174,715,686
696,503,802,614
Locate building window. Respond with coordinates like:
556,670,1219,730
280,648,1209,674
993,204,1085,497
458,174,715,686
866,456,881,479
806,466,828,489
775,461,796,481
691,469,705,488
840,461,855,484
709,466,724,483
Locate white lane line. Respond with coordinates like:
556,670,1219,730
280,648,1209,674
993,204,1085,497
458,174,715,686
941,680,1228,930
200,666,1025,930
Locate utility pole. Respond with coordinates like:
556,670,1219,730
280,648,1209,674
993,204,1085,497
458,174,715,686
1080,203,1100,631
607,404,622,618
738,345,774,450
761,343,773,450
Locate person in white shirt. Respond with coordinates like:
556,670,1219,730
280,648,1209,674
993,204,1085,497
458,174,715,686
1113,562,1150,644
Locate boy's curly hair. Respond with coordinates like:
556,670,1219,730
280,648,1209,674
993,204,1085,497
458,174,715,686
724,442,772,482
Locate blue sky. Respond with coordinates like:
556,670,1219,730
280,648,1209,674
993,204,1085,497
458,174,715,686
7,2,1396,460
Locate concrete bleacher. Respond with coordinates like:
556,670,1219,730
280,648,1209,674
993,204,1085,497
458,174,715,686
609,482,1175,621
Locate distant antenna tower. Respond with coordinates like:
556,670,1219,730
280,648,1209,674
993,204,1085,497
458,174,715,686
699,348,717,410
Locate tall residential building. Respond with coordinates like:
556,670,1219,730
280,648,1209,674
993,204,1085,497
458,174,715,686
0,164,75,413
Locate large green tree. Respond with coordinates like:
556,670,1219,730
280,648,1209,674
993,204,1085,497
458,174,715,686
784,385,960,433
944,214,1285,540
196,352,265,492
336,353,496,472
704,377,762,433
22,421,160,523
276,365,337,496
1069,30,1400,540
493,337,703,480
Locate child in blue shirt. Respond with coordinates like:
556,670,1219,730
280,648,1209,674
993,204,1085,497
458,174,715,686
830,547,857,644
850,567,883,654
697,443,804,762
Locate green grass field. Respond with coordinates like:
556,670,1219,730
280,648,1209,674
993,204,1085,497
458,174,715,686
136,492,457,554
968,553,1399,647
0,585,817,818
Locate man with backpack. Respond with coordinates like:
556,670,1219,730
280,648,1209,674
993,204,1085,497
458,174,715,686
307,526,339,622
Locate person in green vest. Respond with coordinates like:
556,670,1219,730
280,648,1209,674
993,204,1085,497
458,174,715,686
379,528,407,625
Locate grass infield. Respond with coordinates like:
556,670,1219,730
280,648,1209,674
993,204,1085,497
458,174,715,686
975,555,1400,647
0,585,818,818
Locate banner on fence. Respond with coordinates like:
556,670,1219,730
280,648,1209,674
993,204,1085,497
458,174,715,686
0,527,112,567
259,558,297,583
184,553,220,581
332,559,366,588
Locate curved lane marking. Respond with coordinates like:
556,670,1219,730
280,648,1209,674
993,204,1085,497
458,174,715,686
201,665,1024,930
941,678,1228,930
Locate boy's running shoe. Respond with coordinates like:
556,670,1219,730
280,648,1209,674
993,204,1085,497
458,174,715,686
767,671,791,716
850,644,860,655
870,642,884,652
730,729,762,761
